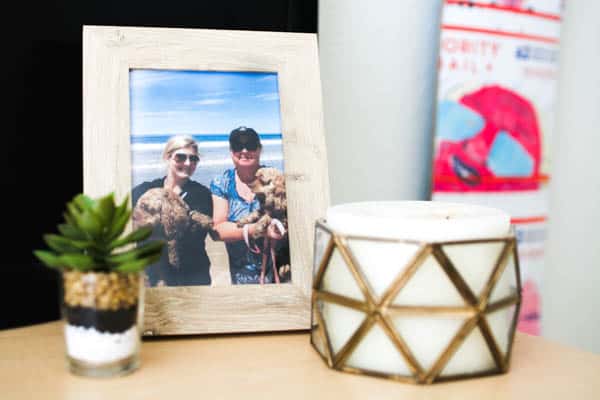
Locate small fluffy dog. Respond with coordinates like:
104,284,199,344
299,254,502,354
133,188,217,269
238,168,287,237
237,167,289,284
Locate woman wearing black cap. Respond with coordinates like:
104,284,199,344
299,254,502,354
210,127,284,284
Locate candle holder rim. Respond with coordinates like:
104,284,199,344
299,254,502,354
316,219,517,245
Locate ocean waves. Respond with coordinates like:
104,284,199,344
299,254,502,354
131,134,285,188
131,139,283,153
132,154,284,172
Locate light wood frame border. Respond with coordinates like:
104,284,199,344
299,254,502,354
83,26,329,335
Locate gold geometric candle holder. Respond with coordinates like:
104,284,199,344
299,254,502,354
311,219,522,384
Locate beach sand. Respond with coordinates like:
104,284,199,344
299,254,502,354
206,237,231,287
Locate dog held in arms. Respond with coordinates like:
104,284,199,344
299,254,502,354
132,188,218,282
237,167,290,284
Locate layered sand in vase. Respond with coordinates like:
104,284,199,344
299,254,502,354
62,271,140,364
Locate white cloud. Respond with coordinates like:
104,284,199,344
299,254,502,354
138,110,188,118
254,92,279,101
195,98,226,105
256,75,277,82
197,90,237,97
129,71,177,89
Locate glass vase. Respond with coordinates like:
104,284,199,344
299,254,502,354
60,270,144,377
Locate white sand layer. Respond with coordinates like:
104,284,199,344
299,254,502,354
65,324,139,363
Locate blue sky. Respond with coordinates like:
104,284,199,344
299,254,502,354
129,69,282,136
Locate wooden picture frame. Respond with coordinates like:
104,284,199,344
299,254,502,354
83,26,329,335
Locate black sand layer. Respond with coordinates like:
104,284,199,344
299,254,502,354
65,305,138,333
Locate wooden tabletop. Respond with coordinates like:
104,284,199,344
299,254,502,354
1,321,599,399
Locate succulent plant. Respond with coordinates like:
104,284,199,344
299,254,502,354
34,193,164,273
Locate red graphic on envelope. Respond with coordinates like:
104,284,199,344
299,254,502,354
433,85,542,192
518,279,541,335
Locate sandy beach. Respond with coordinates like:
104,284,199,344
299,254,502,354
206,237,232,287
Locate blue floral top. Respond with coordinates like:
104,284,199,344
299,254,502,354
210,168,273,284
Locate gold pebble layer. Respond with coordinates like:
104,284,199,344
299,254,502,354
63,271,140,311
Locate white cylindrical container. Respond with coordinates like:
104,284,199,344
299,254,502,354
318,1,443,203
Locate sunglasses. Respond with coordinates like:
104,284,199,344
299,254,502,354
231,141,260,152
172,153,200,163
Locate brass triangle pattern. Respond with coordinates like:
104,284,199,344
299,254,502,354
310,221,522,385
311,291,334,368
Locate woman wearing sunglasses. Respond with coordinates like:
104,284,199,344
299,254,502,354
132,135,213,286
211,127,284,284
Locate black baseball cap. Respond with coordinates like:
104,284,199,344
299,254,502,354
229,126,262,151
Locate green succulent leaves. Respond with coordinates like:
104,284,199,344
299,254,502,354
34,193,164,273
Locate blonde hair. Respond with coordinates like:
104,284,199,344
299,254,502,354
162,135,199,161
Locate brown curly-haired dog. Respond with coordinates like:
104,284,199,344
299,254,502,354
237,167,288,283
133,188,217,269
237,167,287,237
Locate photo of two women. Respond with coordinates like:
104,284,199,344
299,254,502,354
129,70,290,287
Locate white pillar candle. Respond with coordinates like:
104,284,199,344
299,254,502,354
318,201,517,377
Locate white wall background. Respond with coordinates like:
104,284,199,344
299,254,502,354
541,1,600,354
319,1,600,353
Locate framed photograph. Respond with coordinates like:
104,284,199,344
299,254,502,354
83,26,329,335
